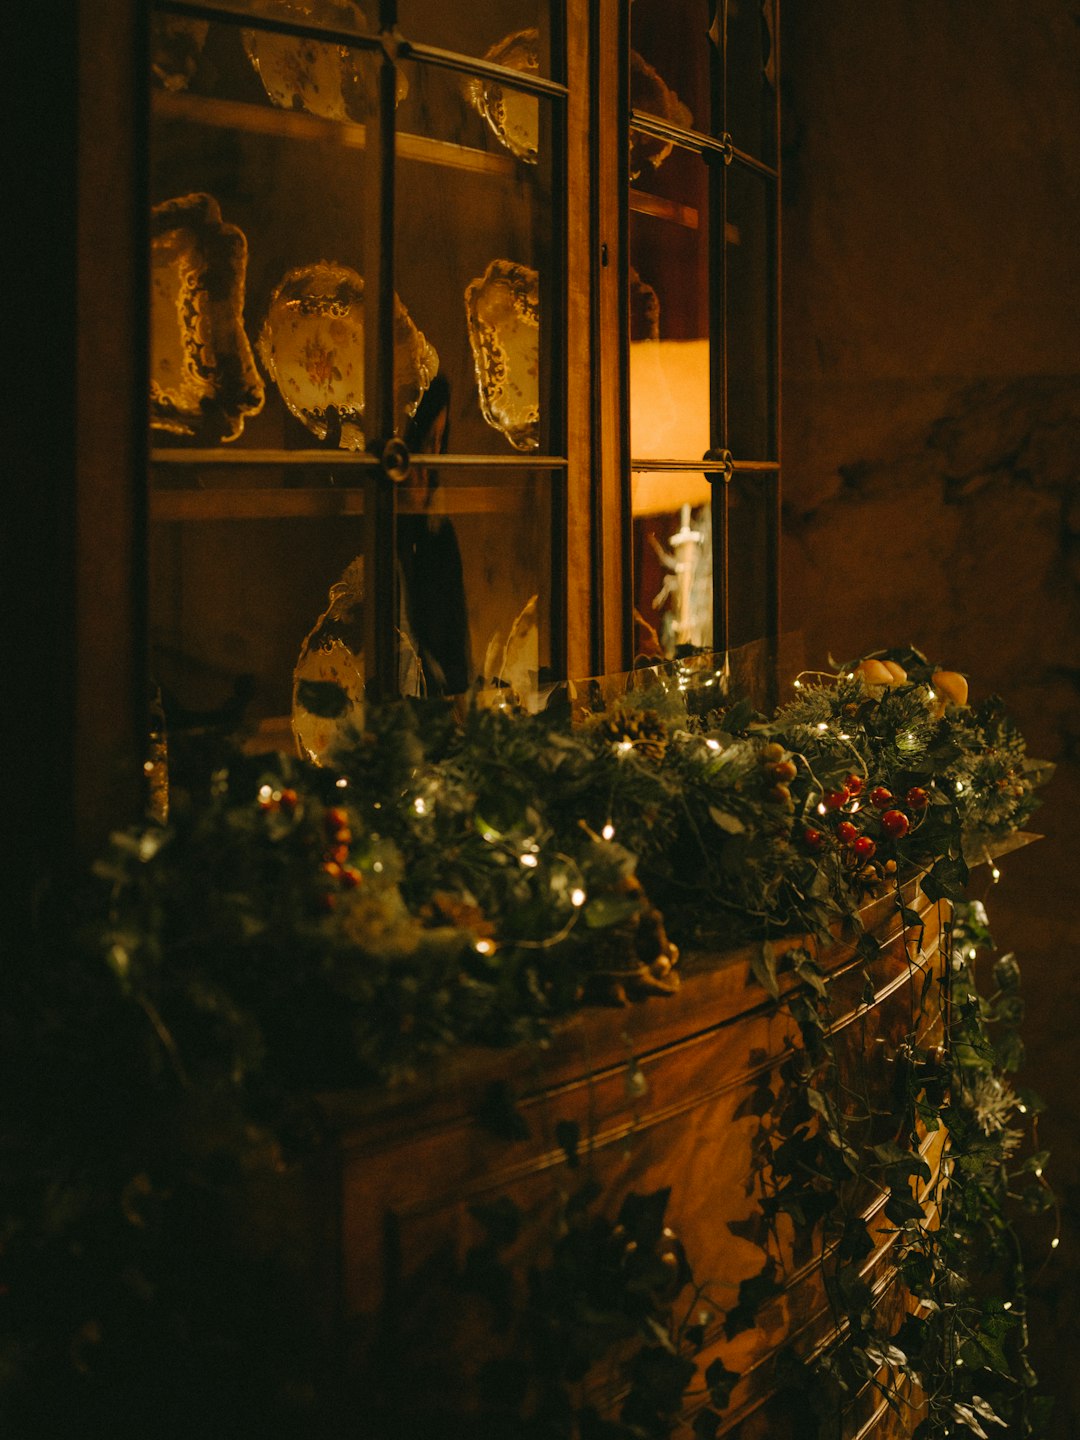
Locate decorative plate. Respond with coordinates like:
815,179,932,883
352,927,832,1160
258,261,438,450
465,259,540,452
292,557,366,764
629,51,693,180
150,15,208,92
150,192,265,443
465,27,540,164
242,0,405,122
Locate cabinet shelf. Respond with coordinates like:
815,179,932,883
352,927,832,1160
151,485,524,521
153,89,517,179
629,186,740,243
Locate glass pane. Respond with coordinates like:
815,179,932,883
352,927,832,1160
630,0,712,137
396,0,554,78
631,497,714,662
724,0,777,163
724,471,775,647
726,162,776,460
149,494,369,754
149,22,386,452
629,141,713,464
395,60,557,457
395,464,559,700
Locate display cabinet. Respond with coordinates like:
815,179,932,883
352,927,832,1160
80,0,780,792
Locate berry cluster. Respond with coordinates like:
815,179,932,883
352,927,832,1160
319,804,362,902
802,776,931,888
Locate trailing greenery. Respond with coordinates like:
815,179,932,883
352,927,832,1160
1,649,1053,1437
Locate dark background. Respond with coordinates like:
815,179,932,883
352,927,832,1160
780,3,1080,1431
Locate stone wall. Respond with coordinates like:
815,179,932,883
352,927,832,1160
780,2,1080,1431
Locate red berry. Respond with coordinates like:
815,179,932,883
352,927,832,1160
803,828,824,851
340,865,363,889
325,806,349,830
880,809,910,838
835,820,858,845
823,787,850,811
845,774,864,796
906,786,928,811
279,787,299,811
869,786,893,809
853,835,876,859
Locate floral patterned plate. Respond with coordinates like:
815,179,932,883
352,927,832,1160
465,258,540,452
242,0,405,122
150,192,265,443
258,261,438,449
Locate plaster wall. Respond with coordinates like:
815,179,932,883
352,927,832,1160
780,3,1080,1430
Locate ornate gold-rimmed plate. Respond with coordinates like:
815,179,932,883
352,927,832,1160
150,192,265,443
465,27,541,164
242,0,405,122
258,261,438,450
465,258,540,453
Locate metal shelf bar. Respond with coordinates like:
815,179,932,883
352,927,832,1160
150,449,569,468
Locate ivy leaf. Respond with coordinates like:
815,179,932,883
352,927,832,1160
723,1259,781,1339
469,1194,521,1248
475,1080,530,1141
295,678,350,719
885,1188,927,1224
555,1117,581,1169
704,1358,739,1408
584,893,641,929
922,855,970,903
751,941,780,1001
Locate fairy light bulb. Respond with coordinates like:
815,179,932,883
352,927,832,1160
602,823,615,841
570,887,586,907
706,738,721,752
336,776,349,789
475,939,494,956
991,865,1001,883
413,796,428,815
520,852,539,868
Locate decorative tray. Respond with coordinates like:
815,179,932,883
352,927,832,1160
465,27,541,164
258,261,438,450
465,258,540,452
150,192,265,443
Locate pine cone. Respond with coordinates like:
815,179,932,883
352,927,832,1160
593,708,669,763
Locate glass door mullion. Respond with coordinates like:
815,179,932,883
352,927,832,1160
362,18,399,699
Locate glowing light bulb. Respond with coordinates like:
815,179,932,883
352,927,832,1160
617,740,633,754
1003,1301,1012,1311
793,679,803,689
817,802,827,816
570,887,586,907
520,852,539,868
1035,1167,1044,1178
1018,1103,1028,1114
372,861,384,874
475,939,495,956
1052,1236,1061,1249
413,796,428,815
816,722,828,733
336,776,349,789
706,738,721,752
991,866,1001,883
955,781,965,794
602,823,615,841
258,784,273,802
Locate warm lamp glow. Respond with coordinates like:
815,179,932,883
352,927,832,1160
629,338,711,515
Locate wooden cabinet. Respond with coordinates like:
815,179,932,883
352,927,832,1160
49,0,781,808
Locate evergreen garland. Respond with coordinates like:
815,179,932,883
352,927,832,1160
1,649,1054,1437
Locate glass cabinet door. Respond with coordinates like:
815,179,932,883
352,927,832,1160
143,0,778,774
627,0,779,661
147,0,569,763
